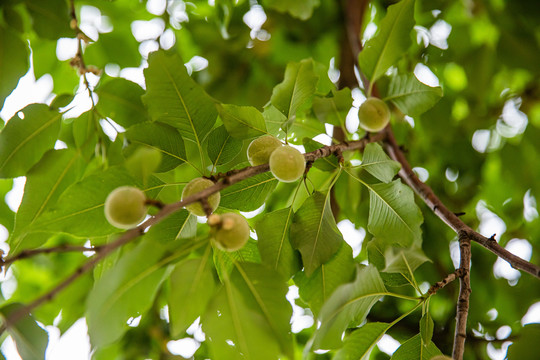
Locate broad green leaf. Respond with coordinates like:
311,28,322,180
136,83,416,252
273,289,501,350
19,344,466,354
255,207,301,279
0,303,49,360
72,111,97,151
333,322,390,360
263,0,320,20
312,265,387,349
390,334,443,360
384,74,443,117
0,104,62,178
213,240,262,281
169,254,218,337
367,180,423,246
217,104,267,139
420,312,434,346
126,122,187,173
142,51,217,147
383,247,431,274
0,24,29,109
294,242,356,316
220,173,278,211
271,59,319,119
30,167,139,237
96,78,148,128
84,30,141,68
231,262,294,359
144,210,197,244
10,149,84,254
86,239,171,348
290,191,343,276
358,0,416,83
0,179,15,231
367,238,411,287
202,283,281,360
360,143,401,183
507,324,540,360
303,138,339,171
312,88,352,128
23,0,71,39
206,125,243,166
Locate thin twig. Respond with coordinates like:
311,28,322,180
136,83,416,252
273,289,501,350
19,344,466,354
0,135,384,334
426,269,464,296
383,127,540,279
453,232,472,360
1,245,101,266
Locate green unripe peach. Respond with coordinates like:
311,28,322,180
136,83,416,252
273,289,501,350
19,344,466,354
182,177,220,216
269,145,306,183
358,97,391,132
125,146,162,180
247,135,282,166
104,186,148,229
211,213,250,251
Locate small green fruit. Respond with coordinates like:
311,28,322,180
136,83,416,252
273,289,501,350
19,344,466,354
104,186,148,229
212,213,250,251
247,135,282,166
269,145,306,183
182,177,220,216
125,146,162,181
358,97,391,132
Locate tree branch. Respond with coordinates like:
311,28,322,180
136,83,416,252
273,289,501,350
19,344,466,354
383,127,540,279
1,245,101,266
0,134,385,334
453,232,471,360
426,269,464,296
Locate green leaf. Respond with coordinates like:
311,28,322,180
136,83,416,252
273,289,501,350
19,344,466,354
290,191,343,276
207,125,243,166
333,322,390,360
86,239,171,348
384,74,443,117
144,210,197,244
220,173,278,211
126,122,187,173
213,240,261,281
312,265,387,349
507,324,540,360
294,242,356,316
9,149,84,254
270,59,319,119
217,104,268,139
96,78,149,128
360,143,401,183
0,104,62,178
367,180,423,246
383,247,431,274
202,281,281,360
84,30,141,68
142,51,217,147
263,0,320,20
420,312,434,346
0,303,49,360
358,0,416,83
231,262,294,359
169,253,218,337
367,238,411,287
255,207,301,279
0,24,29,109
23,0,71,39
390,334,442,360
312,88,352,128
30,167,139,237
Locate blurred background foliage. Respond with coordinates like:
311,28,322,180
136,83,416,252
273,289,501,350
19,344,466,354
0,0,539,359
